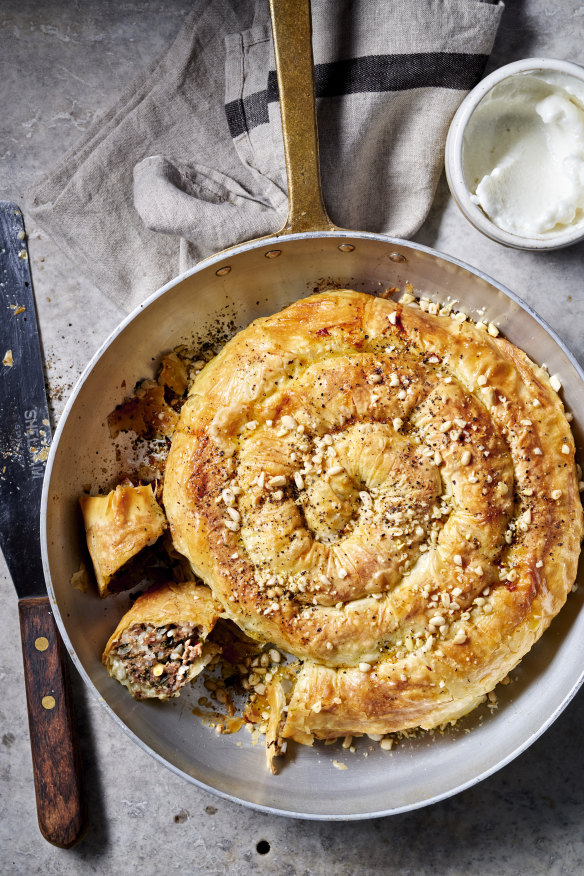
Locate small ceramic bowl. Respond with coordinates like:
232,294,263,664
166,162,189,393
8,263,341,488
445,58,584,251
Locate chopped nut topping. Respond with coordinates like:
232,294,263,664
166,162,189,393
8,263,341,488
221,488,236,506
281,415,297,431
359,491,372,509
550,374,562,392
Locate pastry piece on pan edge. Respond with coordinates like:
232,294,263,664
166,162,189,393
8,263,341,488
103,580,224,699
80,483,167,597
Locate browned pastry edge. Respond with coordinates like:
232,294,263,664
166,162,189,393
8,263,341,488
102,581,224,698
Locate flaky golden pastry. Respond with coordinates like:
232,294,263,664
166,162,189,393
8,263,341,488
80,484,167,597
163,290,583,742
102,580,223,699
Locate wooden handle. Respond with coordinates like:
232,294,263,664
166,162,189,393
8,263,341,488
269,0,339,234
18,597,86,848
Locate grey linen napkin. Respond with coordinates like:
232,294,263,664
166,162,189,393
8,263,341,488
27,0,503,313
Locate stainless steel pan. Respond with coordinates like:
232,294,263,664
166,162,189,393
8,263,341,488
41,0,584,819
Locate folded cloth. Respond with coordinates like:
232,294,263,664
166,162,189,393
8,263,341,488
27,0,503,313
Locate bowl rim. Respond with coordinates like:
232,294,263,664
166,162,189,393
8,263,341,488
445,57,584,251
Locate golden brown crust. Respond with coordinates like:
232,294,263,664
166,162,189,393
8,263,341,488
163,290,583,741
80,484,167,597
102,581,225,698
103,580,223,653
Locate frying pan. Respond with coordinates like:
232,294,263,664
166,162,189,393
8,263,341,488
41,0,584,819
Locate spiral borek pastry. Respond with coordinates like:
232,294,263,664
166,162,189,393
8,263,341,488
163,290,582,742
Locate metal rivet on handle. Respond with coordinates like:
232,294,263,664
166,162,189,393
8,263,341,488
216,266,231,276
265,250,282,259
388,252,407,263
34,636,49,652
338,244,355,253
41,695,56,710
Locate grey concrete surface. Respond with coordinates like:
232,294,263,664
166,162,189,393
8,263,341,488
1,1,584,873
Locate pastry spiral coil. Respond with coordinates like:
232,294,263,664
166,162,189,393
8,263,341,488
163,290,582,740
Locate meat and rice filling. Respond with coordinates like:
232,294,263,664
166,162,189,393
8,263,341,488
108,622,206,699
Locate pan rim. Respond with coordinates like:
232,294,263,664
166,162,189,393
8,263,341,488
40,230,584,819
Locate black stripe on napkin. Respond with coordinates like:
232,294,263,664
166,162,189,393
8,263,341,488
226,51,489,139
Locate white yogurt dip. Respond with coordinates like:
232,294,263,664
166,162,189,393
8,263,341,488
462,70,584,238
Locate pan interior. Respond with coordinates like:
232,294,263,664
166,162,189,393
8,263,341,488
43,233,584,818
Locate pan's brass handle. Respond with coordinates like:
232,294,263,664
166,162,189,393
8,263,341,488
269,0,340,235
